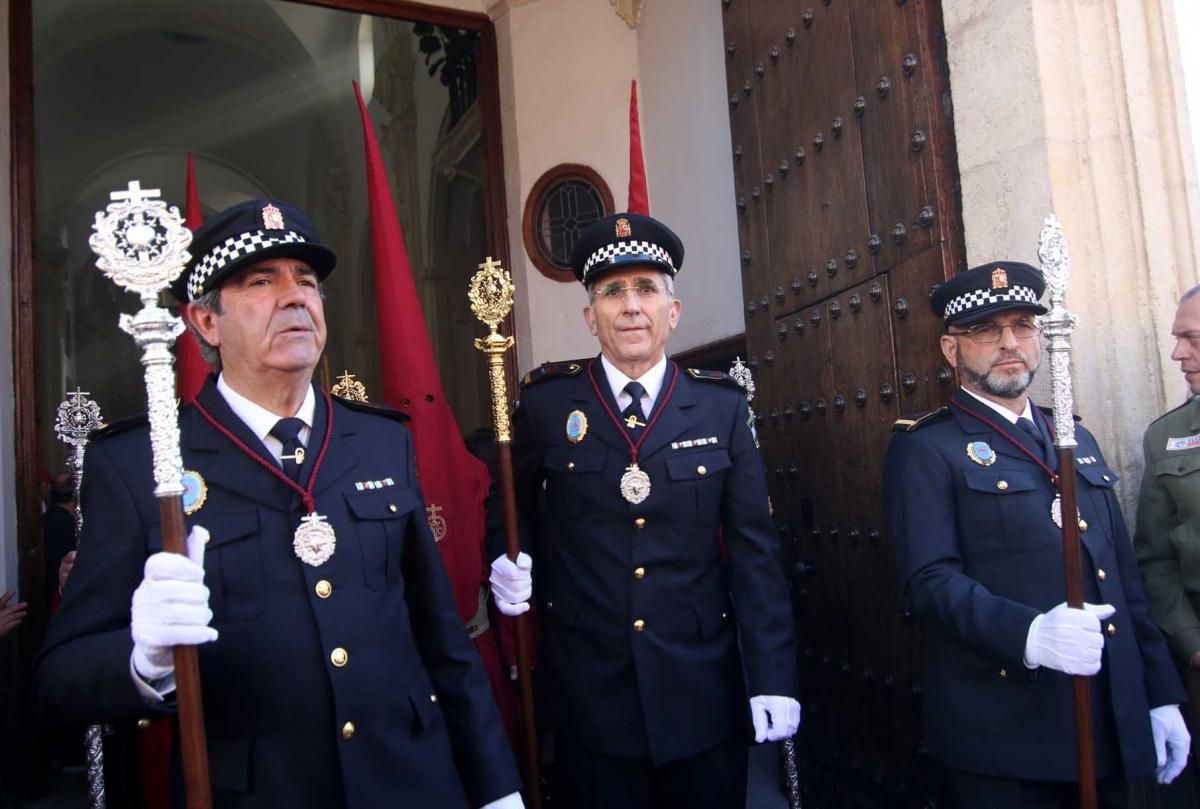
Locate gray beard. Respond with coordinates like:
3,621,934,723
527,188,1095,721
960,362,1036,399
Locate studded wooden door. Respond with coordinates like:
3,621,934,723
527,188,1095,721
721,0,966,805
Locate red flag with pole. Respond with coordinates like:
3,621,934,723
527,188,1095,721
352,81,520,743
176,152,209,401
628,79,650,215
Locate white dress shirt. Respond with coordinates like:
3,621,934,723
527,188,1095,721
217,374,315,462
961,386,1034,425
600,353,668,419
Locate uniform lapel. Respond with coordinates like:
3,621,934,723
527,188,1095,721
577,358,636,455
950,390,1046,467
185,379,293,512
311,396,359,498
634,363,696,460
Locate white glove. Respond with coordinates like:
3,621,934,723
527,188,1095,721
1150,704,1191,784
480,791,524,809
489,552,532,617
749,695,801,743
1023,602,1115,676
131,526,218,682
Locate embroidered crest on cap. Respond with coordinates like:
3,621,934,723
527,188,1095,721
615,218,632,238
262,203,285,230
991,267,1008,290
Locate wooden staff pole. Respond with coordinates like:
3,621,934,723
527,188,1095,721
1038,214,1096,809
470,257,542,809
90,182,211,809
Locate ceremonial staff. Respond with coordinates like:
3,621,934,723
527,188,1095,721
55,389,106,809
469,257,542,809
1038,214,1096,809
89,181,212,809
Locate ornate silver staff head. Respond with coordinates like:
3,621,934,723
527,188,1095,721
89,181,191,497
1037,214,1078,448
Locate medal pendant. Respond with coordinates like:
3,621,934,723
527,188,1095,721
620,464,651,505
294,512,337,567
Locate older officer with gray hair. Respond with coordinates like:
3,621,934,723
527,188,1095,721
487,212,799,809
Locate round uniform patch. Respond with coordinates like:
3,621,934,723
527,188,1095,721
966,441,996,466
181,470,208,515
566,410,588,444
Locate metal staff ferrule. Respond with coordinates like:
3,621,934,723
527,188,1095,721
1038,214,1078,449
89,181,192,497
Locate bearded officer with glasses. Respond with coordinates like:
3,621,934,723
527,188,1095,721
883,262,1189,807
486,213,799,809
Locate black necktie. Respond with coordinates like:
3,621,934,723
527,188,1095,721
1017,416,1051,464
270,417,307,482
622,381,647,436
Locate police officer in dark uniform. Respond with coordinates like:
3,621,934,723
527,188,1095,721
883,261,1190,807
486,213,799,809
36,199,522,809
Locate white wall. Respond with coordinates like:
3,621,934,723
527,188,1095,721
637,0,744,355
491,0,744,375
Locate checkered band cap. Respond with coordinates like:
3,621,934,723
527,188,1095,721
186,230,307,301
942,284,1040,320
583,241,675,281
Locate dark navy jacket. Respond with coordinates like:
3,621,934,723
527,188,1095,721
36,378,520,808
492,357,797,765
883,389,1183,781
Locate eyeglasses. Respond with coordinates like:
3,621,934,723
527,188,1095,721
949,320,1041,344
594,281,665,301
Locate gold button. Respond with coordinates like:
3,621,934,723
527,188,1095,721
137,718,151,730
567,462,575,470
1078,519,1088,532
389,504,397,513
430,693,438,703
635,517,646,529
546,601,554,610
331,647,348,667
697,465,707,476
999,669,1007,678
633,567,646,579
1106,623,1117,636
997,480,1009,491
633,619,646,632
1097,568,1106,582
1102,474,1111,482
315,580,332,599
341,721,355,740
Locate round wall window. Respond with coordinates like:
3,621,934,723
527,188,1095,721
522,164,614,283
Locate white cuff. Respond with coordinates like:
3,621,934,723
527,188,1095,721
129,652,175,703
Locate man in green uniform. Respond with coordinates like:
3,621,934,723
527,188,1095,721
1135,284,1200,763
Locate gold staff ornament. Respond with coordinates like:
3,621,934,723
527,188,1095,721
331,370,369,402
470,257,517,442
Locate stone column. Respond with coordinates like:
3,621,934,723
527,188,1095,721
944,0,1200,514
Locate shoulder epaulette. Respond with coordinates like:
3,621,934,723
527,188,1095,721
1145,398,1196,428
88,413,148,442
892,407,950,432
685,367,745,392
1035,405,1081,423
521,361,584,388
333,397,410,423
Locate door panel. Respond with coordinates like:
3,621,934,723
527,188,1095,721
720,0,965,803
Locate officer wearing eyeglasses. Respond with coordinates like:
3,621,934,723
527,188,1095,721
485,213,799,809
883,262,1189,807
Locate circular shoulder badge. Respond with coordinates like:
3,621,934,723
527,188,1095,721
966,441,996,467
566,410,588,444
181,470,208,515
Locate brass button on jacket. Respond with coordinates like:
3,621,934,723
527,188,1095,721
315,580,332,599
1106,623,1117,637
331,647,348,667
633,619,646,632
633,567,646,579
341,721,355,740
634,517,646,529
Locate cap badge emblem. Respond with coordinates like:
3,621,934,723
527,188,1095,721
262,203,285,230
991,267,1009,290
566,409,588,443
615,218,632,238
966,441,996,466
